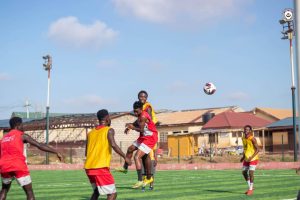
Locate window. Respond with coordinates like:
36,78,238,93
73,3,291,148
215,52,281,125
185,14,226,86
159,132,168,142
183,130,188,133
232,132,237,137
172,131,181,134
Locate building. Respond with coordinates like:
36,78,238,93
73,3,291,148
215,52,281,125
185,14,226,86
251,107,293,122
200,111,272,151
266,117,299,153
156,106,244,157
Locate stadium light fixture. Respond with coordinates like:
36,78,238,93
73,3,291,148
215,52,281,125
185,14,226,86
279,8,297,161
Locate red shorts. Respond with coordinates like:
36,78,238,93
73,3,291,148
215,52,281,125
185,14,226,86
243,160,259,171
1,170,31,186
135,135,158,154
85,168,116,195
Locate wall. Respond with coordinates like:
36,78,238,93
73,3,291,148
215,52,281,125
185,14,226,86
168,135,196,157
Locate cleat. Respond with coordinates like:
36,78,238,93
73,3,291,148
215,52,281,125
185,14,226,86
245,187,255,194
245,189,253,196
149,186,154,190
141,186,146,192
142,177,154,187
114,167,128,174
132,181,143,189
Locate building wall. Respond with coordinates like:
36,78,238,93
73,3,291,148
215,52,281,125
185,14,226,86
272,129,299,152
25,114,138,152
168,135,196,157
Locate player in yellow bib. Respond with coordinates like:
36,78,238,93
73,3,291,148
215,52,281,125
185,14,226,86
85,109,131,200
138,90,158,124
240,125,259,196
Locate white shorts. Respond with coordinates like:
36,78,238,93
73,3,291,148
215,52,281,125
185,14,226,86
2,175,32,187
133,141,151,154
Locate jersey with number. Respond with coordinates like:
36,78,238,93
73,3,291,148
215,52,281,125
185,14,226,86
242,134,259,161
0,129,28,172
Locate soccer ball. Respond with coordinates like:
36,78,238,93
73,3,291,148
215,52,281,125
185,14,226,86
203,82,216,95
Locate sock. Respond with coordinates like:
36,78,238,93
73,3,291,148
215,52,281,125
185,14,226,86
247,180,250,188
123,163,128,170
137,170,142,181
249,182,253,190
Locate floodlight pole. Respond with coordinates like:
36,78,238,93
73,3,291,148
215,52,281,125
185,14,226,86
43,55,52,164
294,0,300,161
280,9,298,161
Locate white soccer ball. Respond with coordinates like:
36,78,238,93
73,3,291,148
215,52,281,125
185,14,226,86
203,82,216,95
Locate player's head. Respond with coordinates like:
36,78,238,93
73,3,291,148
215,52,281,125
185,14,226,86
133,101,143,116
138,90,148,104
244,125,252,135
97,109,111,126
9,117,23,130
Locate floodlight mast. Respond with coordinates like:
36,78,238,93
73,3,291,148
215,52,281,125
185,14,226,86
42,54,52,164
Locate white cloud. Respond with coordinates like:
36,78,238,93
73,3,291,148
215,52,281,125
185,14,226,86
0,73,10,81
112,0,252,26
63,95,117,107
228,92,250,101
48,16,118,49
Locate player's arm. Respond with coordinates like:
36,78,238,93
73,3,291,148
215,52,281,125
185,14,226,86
145,106,153,121
107,128,131,165
247,137,259,161
22,134,63,162
128,116,146,133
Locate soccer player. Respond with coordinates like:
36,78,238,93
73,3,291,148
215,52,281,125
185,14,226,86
240,125,259,196
115,101,158,189
84,109,131,200
0,117,63,200
138,90,158,124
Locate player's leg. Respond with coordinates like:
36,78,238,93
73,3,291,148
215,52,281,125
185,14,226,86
149,160,156,190
0,172,13,200
0,182,12,200
107,193,117,200
15,171,34,200
90,188,99,200
132,149,146,188
22,183,35,200
245,161,257,196
144,154,151,180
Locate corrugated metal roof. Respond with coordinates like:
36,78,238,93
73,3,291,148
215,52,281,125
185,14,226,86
0,119,35,129
267,117,298,128
156,106,243,125
253,107,293,120
202,111,272,129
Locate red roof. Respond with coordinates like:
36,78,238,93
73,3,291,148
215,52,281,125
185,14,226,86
202,111,272,129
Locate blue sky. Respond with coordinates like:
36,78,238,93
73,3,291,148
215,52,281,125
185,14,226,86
0,0,295,119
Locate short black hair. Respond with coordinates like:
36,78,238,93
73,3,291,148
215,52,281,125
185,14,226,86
9,117,22,129
244,125,252,131
133,101,143,109
138,90,148,98
97,109,109,121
